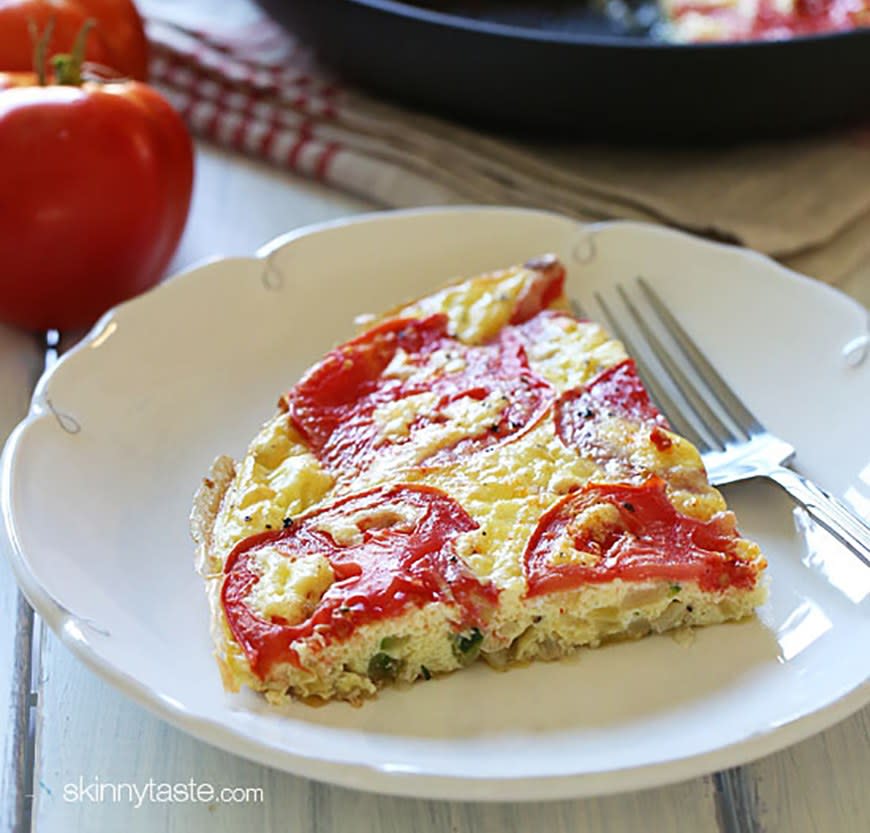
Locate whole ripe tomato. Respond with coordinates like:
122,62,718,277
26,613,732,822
0,73,194,331
0,0,148,80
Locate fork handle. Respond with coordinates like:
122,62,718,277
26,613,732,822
767,467,870,569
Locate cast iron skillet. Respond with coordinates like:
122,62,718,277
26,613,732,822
258,0,870,142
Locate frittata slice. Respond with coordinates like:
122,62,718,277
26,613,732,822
661,0,870,42
192,256,766,705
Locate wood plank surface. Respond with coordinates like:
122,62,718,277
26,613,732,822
0,326,44,833
746,706,870,833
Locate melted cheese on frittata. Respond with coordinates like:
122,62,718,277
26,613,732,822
381,264,546,344
246,548,334,625
213,313,724,618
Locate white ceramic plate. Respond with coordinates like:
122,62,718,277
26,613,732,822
3,208,869,801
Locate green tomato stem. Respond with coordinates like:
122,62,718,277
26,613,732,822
28,17,56,86
51,19,95,86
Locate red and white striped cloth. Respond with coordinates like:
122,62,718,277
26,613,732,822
149,18,342,187
142,0,870,273
146,11,468,209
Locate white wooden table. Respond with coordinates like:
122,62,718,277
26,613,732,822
1,143,868,833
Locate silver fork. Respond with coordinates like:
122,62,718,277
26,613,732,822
591,278,870,569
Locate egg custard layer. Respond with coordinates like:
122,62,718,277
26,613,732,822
191,256,767,705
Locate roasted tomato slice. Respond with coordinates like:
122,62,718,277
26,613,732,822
222,484,497,677
508,254,566,325
554,359,669,470
285,314,553,477
556,358,665,445
523,477,757,597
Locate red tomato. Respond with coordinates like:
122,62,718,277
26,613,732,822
0,0,148,80
0,77,193,331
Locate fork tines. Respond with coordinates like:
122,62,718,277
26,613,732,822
593,278,760,457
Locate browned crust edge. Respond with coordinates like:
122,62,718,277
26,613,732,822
190,455,241,692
